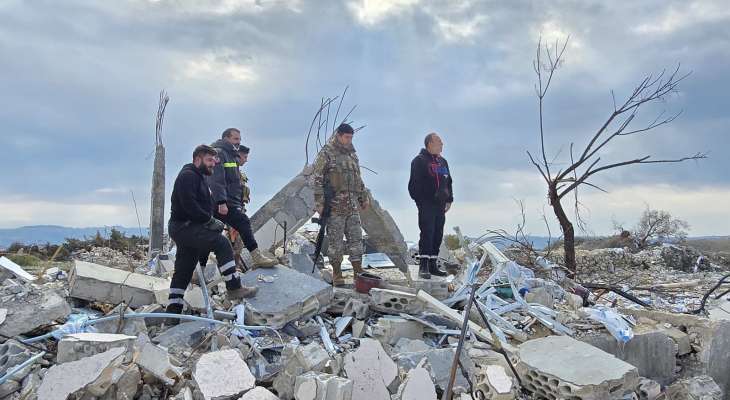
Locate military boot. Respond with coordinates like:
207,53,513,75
428,257,448,277
331,260,346,287
250,248,278,269
351,260,364,277
418,256,431,279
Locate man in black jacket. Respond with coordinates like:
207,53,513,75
166,145,257,320
209,128,277,269
408,133,452,279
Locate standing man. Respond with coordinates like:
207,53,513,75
230,145,252,269
312,123,369,286
166,145,257,321
408,132,452,279
210,128,277,268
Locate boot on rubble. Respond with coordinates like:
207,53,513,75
226,277,258,300
331,260,346,287
428,257,448,277
163,303,183,327
351,259,364,277
418,256,431,279
250,248,277,269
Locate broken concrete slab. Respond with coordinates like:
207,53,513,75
136,342,183,386
580,327,677,386
517,336,639,400
57,332,136,363
239,265,333,329
274,342,334,399
194,349,256,400
0,289,71,337
342,298,369,320
295,342,331,371
37,347,126,400
69,261,170,307
474,365,516,400
294,371,353,400
396,360,436,400
359,194,410,274
369,288,423,315
0,340,33,382
240,386,280,400
0,256,36,282
665,375,724,400
344,338,398,400
395,346,475,394
636,377,661,400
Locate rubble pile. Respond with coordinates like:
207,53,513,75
73,247,136,269
0,228,729,400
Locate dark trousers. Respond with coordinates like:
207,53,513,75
215,206,258,252
417,201,446,257
168,220,240,307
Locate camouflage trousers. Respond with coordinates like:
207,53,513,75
327,212,363,265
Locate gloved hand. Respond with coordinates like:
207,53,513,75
204,217,225,232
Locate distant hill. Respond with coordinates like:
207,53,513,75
0,225,147,248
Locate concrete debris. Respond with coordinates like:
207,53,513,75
294,371,353,400
57,332,136,363
2,215,729,400
664,375,724,399
343,338,398,400
37,347,126,400
517,336,640,399
69,261,170,307
194,349,256,400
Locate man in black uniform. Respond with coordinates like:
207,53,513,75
209,128,277,268
408,132,452,279
166,145,257,319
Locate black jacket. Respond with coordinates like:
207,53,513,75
408,148,454,205
170,163,213,223
209,139,243,208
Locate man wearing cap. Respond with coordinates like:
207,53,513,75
311,123,370,286
166,144,257,322
209,128,277,269
408,132,451,279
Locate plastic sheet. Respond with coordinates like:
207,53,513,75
584,307,634,343
50,314,98,340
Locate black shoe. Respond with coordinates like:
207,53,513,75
428,258,448,277
418,257,431,279
164,303,183,326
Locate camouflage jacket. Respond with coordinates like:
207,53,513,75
311,137,367,215
240,170,251,205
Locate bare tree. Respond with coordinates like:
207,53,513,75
527,38,706,277
149,90,169,257
633,207,690,249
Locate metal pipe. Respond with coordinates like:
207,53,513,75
0,351,45,385
441,284,477,400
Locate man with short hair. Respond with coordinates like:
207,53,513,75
166,144,257,321
312,123,370,286
408,132,452,279
210,128,277,269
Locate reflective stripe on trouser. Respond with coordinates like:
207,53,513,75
218,260,242,288
327,212,363,265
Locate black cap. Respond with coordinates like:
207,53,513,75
336,123,354,135
238,145,250,154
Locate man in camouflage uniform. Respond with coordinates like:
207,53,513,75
311,123,370,286
230,145,252,269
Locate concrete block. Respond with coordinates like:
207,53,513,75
580,328,676,386
57,332,136,363
0,289,71,337
344,339,398,400
240,386,280,400
342,298,369,320
517,336,639,400
369,288,423,315
665,375,723,400
351,320,366,338
136,342,183,386
295,342,331,371
474,365,517,400
37,347,126,400
525,287,555,309
239,265,333,329
371,317,424,346
294,371,353,400
194,349,256,400
69,261,170,307
660,326,692,356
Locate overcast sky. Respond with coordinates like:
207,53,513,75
1,0,728,240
